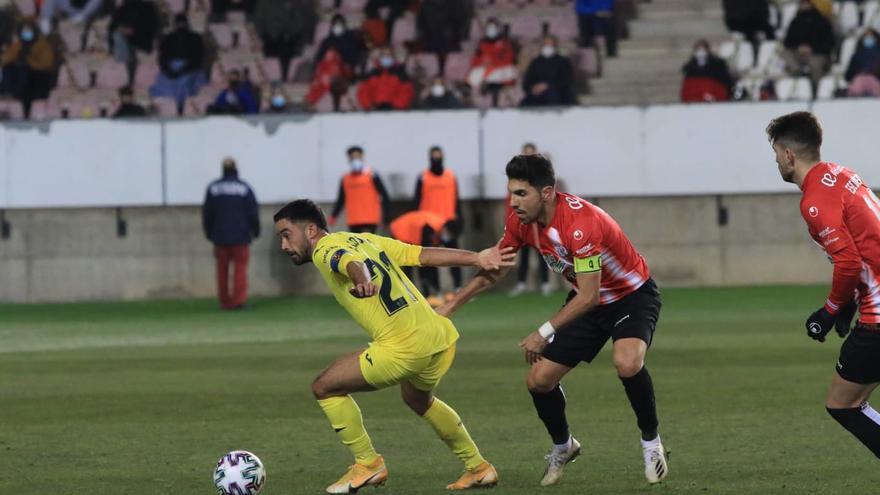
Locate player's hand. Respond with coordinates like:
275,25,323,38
328,215,337,227
349,282,378,298
805,307,836,342
435,303,454,318
520,331,548,365
835,300,858,338
476,242,516,271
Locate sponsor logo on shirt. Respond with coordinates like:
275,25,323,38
573,230,583,241
809,206,819,217
818,227,836,238
575,244,594,255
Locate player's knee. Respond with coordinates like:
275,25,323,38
613,355,643,378
311,377,334,400
526,374,556,393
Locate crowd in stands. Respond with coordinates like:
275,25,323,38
683,0,880,102
0,0,630,120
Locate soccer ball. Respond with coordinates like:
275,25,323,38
213,450,266,495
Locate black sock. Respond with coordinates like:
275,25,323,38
530,385,570,445
827,404,880,458
620,366,659,441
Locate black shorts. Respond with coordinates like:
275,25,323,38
836,326,880,384
542,279,662,368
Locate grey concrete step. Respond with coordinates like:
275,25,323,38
638,6,724,20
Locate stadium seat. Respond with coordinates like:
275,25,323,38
775,76,812,101
544,15,578,41
573,47,599,78
153,97,180,117
406,53,441,80
391,14,417,44
832,36,858,75
95,61,129,89
717,40,737,60
778,2,798,38
816,75,841,99
508,15,544,40
864,0,880,27
12,0,36,16
752,40,781,76
0,99,24,120
445,52,473,82
839,1,861,34
734,42,755,74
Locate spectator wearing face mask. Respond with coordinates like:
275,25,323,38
412,145,464,298
0,19,57,119
782,0,834,93
254,0,317,82
356,47,415,110
421,77,463,109
314,13,367,75
329,146,391,234
575,0,617,58
846,29,880,97
467,18,517,107
265,84,293,113
113,86,147,117
150,14,207,116
207,69,259,114
521,35,575,107
680,39,733,103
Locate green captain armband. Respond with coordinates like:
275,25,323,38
574,255,602,274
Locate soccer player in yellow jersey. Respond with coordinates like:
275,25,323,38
273,199,515,493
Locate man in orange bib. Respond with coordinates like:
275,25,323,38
330,146,391,233
412,146,463,298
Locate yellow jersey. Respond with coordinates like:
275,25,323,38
313,232,459,358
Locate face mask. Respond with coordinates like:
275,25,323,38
430,84,445,97
430,157,443,174
380,56,394,68
865,37,877,49
271,95,286,108
20,29,34,42
350,159,364,173
485,24,499,39
331,23,345,36
541,45,556,58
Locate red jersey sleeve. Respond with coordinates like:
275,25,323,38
802,189,862,314
499,211,524,252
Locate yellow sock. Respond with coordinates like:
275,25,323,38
317,395,380,465
422,398,485,471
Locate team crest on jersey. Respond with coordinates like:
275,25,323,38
573,230,583,241
809,206,819,217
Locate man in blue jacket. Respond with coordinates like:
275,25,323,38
203,158,260,309
576,0,617,58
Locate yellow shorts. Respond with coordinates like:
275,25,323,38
359,343,456,392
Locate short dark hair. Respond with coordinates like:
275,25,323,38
346,146,363,156
429,145,442,154
505,154,556,189
273,199,328,231
766,111,822,160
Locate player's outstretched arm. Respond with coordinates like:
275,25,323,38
419,244,516,271
520,271,601,364
435,266,511,318
345,260,378,298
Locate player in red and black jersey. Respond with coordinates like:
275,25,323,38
768,111,880,459
438,154,669,486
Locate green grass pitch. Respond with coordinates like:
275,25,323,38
2,286,878,494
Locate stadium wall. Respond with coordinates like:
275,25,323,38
0,194,832,303
5,98,877,302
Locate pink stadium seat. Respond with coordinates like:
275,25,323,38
574,47,599,77
165,0,188,13
509,15,543,40
391,15,416,44
135,62,161,91
96,61,129,89
261,56,283,82
153,97,180,117
0,99,25,120
314,20,331,44
406,53,440,80
445,52,472,82
56,64,81,89
13,0,36,17
544,15,578,40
